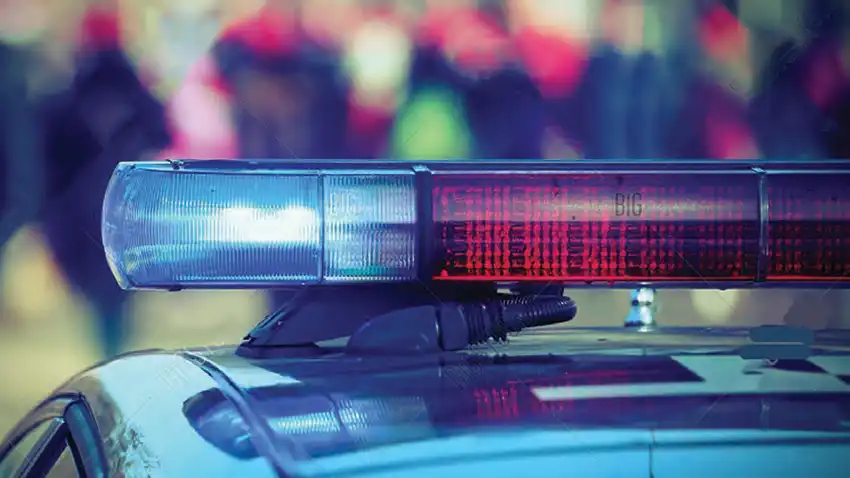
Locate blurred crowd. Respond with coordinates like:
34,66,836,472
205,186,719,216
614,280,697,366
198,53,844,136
1,0,849,359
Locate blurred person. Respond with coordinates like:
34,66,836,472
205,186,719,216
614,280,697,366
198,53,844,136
214,0,349,160
1,0,84,328
458,1,547,160
352,0,476,160
665,2,760,159
514,0,672,160
749,0,850,159
39,2,171,358
161,0,350,161
0,0,57,259
0,38,44,257
338,0,416,158
501,0,593,158
544,0,638,159
397,0,546,160
616,0,680,159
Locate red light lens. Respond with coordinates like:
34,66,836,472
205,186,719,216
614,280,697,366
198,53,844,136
432,173,760,281
767,174,850,281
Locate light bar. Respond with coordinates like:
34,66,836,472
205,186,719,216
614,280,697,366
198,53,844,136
102,160,850,289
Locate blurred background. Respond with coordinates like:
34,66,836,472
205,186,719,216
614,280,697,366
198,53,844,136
1,0,849,437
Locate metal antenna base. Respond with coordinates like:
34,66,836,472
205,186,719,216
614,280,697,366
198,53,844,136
625,287,657,332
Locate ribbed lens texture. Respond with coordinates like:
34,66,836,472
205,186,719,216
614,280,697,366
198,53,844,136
324,174,417,281
103,166,321,287
102,163,134,284
265,396,429,457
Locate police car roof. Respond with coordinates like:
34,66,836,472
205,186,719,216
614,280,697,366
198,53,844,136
3,326,840,476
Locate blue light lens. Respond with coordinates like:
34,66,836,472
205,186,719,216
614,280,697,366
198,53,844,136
102,163,417,289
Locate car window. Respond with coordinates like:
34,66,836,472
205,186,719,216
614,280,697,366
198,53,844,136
45,443,79,478
0,419,56,477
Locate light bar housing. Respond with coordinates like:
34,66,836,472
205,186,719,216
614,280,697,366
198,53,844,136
102,159,850,290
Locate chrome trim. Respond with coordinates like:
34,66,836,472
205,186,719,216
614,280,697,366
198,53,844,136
753,167,769,282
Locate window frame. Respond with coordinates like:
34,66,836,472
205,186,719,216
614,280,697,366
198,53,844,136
17,418,69,477
0,418,58,478
64,401,107,478
0,398,107,478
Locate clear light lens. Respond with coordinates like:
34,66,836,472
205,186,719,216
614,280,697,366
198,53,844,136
324,174,417,282
102,163,417,289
